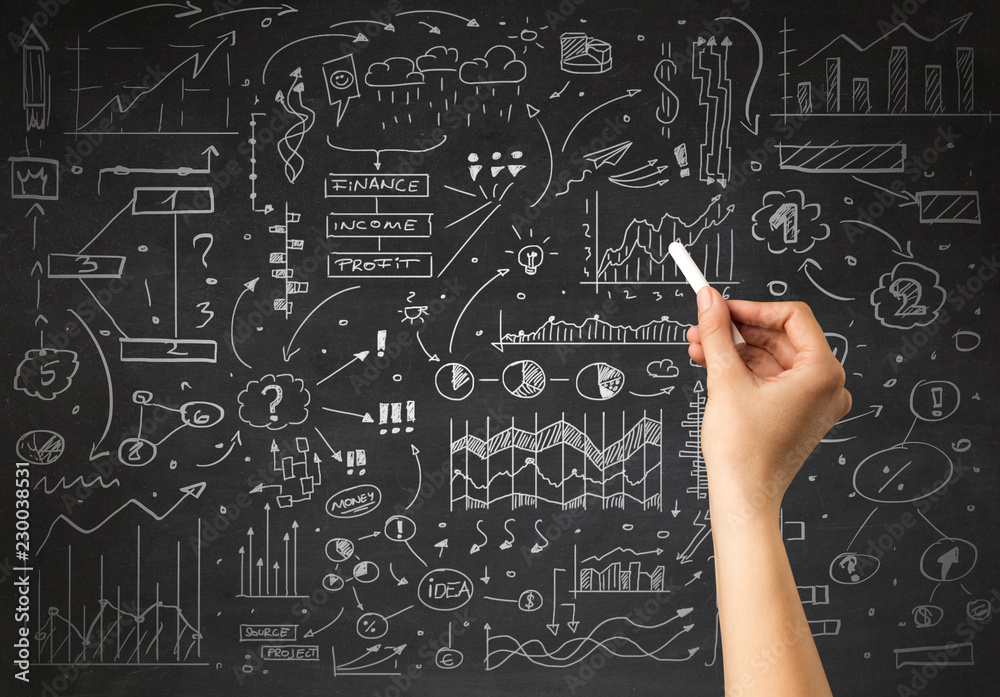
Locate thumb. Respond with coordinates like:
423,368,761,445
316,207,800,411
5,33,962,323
697,287,745,379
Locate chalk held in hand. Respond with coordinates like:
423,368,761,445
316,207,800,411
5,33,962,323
668,240,746,346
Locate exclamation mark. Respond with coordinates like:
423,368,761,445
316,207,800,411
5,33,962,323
674,143,690,178
396,518,404,539
405,400,415,433
931,386,944,417
391,403,402,434
377,330,387,357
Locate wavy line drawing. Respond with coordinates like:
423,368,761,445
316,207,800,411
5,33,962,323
35,475,120,494
555,168,591,197
486,609,695,669
276,69,315,184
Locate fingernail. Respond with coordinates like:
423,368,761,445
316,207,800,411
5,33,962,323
697,287,712,313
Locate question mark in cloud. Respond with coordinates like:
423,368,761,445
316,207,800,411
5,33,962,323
262,384,283,422
193,233,214,269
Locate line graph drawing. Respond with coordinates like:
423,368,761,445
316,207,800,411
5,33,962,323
585,195,736,287
35,524,204,666
69,32,238,136
779,13,991,118
450,411,664,511
494,311,688,351
37,483,206,551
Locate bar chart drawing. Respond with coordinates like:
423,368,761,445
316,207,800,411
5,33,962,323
573,544,671,595
780,13,989,118
35,525,205,666
450,412,664,511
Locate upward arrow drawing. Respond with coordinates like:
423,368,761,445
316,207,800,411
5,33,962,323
38,482,206,550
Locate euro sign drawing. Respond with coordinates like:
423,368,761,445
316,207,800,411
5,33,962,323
322,54,360,127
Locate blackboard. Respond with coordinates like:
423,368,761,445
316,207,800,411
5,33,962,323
4,1,1000,695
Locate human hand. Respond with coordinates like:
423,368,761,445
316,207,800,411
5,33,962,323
685,288,851,520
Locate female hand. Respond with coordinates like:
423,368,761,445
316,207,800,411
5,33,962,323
686,288,852,520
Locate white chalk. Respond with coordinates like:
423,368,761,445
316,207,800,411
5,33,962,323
668,241,746,346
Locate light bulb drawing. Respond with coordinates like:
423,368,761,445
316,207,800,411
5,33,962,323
506,227,556,277
517,245,544,275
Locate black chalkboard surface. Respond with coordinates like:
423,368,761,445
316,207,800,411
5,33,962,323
3,1,999,695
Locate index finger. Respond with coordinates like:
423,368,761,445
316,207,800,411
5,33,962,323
723,300,830,353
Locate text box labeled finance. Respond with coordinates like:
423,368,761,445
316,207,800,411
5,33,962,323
324,173,429,198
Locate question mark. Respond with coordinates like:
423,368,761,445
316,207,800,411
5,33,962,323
193,233,214,269
839,554,859,581
261,384,283,422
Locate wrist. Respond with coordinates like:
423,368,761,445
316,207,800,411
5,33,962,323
706,468,785,536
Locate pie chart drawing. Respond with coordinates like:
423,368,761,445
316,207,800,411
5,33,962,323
502,360,546,399
576,362,625,401
435,363,475,401
16,430,65,465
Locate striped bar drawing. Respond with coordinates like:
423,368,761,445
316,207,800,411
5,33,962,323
888,46,908,113
778,143,907,173
925,65,943,114
852,78,871,113
956,47,974,113
916,191,981,224
826,58,840,112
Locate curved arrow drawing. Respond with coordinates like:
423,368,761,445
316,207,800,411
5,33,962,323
405,444,422,510
189,3,296,27
69,309,113,459
303,607,344,638
526,104,554,208
263,33,359,84
415,330,439,362
561,90,641,152
799,259,855,301
449,269,509,353
38,482,206,550
196,430,242,468
715,15,762,134
841,219,913,259
330,19,395,31
396,9,479,27
89,2,202,32
283,285,361,361
229,277,259,369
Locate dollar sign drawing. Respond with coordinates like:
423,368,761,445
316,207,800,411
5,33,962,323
524,594,535,610
654,58,680,125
